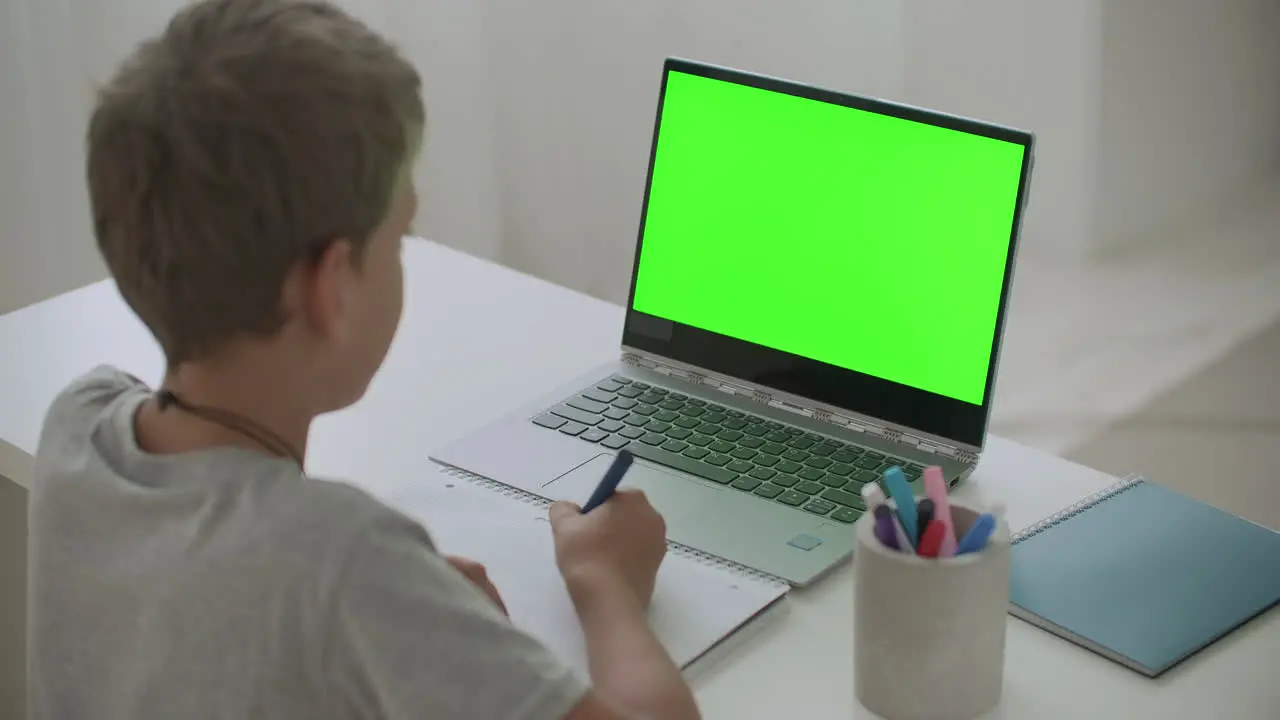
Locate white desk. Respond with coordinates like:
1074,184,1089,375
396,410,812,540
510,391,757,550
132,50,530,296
1,239,1276,719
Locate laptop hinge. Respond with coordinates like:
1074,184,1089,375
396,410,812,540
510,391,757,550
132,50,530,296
621,352,979,466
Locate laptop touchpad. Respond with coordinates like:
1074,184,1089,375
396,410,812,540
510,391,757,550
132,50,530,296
543,454,720,525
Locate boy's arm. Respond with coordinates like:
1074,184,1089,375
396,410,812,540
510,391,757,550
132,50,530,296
562,575,700,720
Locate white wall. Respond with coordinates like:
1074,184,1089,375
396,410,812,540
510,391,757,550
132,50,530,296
1096,0,1280,246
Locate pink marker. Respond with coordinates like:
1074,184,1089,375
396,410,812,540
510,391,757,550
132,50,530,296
922,466,957,557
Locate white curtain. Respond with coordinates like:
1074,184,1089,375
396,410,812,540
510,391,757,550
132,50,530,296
0,0,905,310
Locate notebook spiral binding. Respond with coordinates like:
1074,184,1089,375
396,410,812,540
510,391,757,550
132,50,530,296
438,465,790,589
1012,474,1145,544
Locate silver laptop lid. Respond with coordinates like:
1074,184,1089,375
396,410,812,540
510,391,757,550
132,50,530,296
620,59,1034,452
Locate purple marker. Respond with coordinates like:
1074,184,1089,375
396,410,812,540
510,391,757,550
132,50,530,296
873,505,900,550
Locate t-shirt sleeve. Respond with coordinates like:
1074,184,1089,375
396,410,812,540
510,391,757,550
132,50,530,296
326,508,589,720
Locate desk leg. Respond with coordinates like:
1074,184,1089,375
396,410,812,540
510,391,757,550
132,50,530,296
0,478,26,719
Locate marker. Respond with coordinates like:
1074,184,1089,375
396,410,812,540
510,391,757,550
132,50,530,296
890,511,916,555
581,450,634,513
916,498,936,533
923,466,957,557
882,467,918,547
917,520,947,558
861,482,887,511
872,505,899,550
956,513,997,555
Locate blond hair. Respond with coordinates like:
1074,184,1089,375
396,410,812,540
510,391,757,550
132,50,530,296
87,0,423,365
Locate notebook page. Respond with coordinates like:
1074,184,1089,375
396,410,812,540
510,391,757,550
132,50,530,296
377,468,788,677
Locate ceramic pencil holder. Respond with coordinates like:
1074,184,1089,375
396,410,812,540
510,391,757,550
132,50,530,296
853,502,1011,720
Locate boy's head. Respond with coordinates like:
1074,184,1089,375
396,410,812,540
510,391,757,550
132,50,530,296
87,0,422,411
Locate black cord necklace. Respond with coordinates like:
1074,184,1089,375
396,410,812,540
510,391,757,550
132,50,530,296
154,390,304,467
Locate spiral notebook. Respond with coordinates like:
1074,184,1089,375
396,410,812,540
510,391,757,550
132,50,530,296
1010,475,1280,677
379,465,789,677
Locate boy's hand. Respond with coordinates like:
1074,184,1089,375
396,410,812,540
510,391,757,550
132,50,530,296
548,490,667,609
444,555,508,617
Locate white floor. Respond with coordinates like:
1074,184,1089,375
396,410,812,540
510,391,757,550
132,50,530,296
988,180,1280,458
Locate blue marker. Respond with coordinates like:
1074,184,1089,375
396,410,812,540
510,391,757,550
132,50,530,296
882,466,918,547
581,450,634,513
955,513,996,555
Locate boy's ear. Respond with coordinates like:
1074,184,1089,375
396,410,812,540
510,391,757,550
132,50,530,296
302,238,356,343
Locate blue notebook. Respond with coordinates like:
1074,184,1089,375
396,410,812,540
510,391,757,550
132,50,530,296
1009,475,1280,677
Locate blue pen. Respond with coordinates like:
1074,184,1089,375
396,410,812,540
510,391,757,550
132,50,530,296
955,513,996,555
882,466,918,547
581,450,634,513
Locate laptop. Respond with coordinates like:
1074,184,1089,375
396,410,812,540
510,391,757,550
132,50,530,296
432,58,1035,586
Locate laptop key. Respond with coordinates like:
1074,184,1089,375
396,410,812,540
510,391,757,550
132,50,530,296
739,436,765,449
906,463,925,473
743,424,769,437
730,448,758,461
580,429,609,443
831,450,860,464
709,440,734,453
830,507,860,524
776,459,803,474
611,398,638,410
771,474,799,488
654,410,679,423
706,403,726,413
765,431,790,443
804,500,836,516
829,463,854,477
687,398,707,406
674,416,700,429
777,490,807,507
718,429,744,442
645,420,672,434
820,473,845,488
864,451,885,462
725,409,745,418
764,421,783,430
754,483,784,499
748,466,777,481
727,460,754,474
682,446,710,460
612,376,635,385
623,413,648,427
598,419,624,433
650,387,669,395
552,405,602,426
627,442,736,485
559,422,588,437
533,413,567,430
798,468,824,482
628,380,648,389
616,386,643,399
702,412,727,425
705,454,732,467
659,400,683,411
603,407,630,420
686,434,713,447
788,437,815,450
661,440,689,454
696,422,721,434
669,392,688,401
856,457,882,470
681,406,706,418
666,427,693,440
619,426,646,440
582,389,616,404
782,426,803,436
722,418,748,430
730,477,762,492
632,404,657,416
597,380,624,393
821,488,867,510
638,392,664,404
810,444,837,457
804,456,833,469
601,435,630,450
640,433,666,446
760,442,786,456
853,469,879,484
796,481,825,495
753,454,779,468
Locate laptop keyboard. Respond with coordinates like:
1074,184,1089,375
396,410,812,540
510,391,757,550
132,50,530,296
530,375,927,524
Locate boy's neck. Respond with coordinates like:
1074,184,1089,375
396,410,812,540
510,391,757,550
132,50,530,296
138,349,315,465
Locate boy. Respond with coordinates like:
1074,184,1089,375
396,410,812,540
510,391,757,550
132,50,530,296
27,1,700,718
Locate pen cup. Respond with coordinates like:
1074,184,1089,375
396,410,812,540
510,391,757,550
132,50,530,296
854,502,1011,720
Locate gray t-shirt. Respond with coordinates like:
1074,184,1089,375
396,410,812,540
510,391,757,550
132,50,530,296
28,366,588,719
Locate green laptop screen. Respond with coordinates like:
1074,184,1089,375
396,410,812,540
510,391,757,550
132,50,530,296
631,70,1026,405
